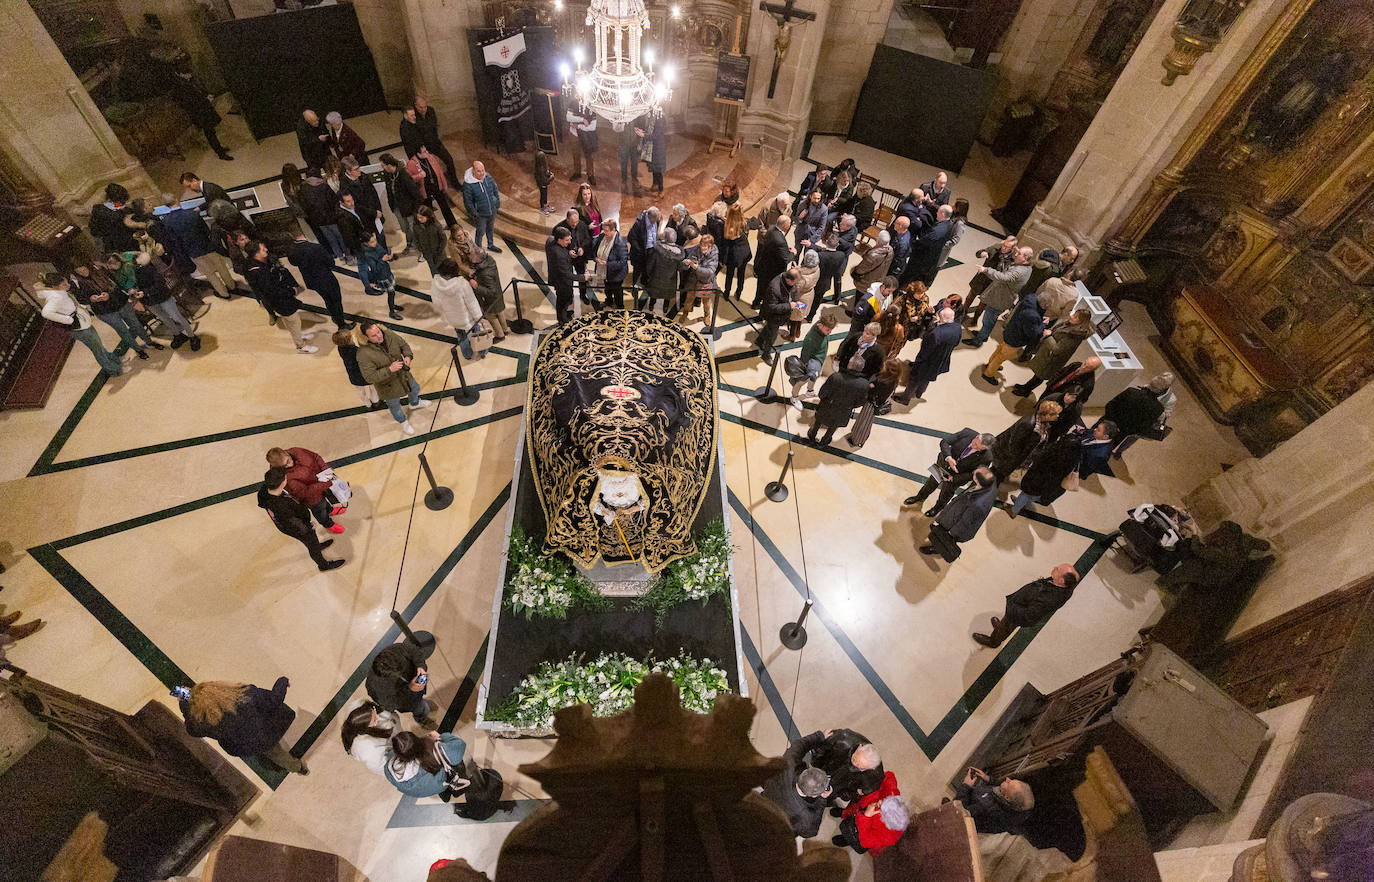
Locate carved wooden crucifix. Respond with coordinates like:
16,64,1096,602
759,0,816,99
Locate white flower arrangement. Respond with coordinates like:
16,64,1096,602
634,518,733,625
504,526,606,619
486,651,731,729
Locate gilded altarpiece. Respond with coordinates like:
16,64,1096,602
1121,0,1374,454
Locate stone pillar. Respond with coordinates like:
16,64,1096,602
736,0,831,161
0,2,154,215
1014,0,1292,259
978,0,1100,139
399,0,479,131
1184,380,1374,636
806,0,894,135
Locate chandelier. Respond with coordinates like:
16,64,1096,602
560,0,674,130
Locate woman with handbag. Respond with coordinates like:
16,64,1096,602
384,730,469,800
431,259,486,360
266,446,346,531
785,249,821,341
846,357,901,449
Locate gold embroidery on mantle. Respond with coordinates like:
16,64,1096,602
525,311,718,573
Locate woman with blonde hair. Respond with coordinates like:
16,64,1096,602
719,202,752,301
177,677,307,774
444,224,475,279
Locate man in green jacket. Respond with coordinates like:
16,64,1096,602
356,320,430,435
788,312,837,408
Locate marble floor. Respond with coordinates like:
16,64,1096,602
0,122,1251,880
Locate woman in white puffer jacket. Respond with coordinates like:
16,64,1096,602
430,258,485,360
340,700,401,775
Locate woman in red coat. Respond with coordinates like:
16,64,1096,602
834,770,909,856
266,446,344,533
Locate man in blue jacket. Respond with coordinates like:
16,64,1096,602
161,195,237,299
461,160,502,253
980,288,1044,386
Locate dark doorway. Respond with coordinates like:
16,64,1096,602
204,5,386,139
848,45,992,173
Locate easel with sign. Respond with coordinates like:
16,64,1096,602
709,16,747,157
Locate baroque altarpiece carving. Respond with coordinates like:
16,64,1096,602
1111,0,1374,453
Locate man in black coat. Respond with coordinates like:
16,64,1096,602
409,96,460,185
809,363,871,446
380,154,422,252
892,187,933,233
752,216,796,309
955,768,1035,834
166,66,232,160
561,209,596,307
923,468,998,557
903,204,954,286
181,172,230,208
365,639,437,724
811,728,884,807
288,234,349,329
257,467,345,571
760,730,832,838
893,307,961,404
1013,355,1101,401
296,109,330,170
545,226,579,324
974,563,1080,647
335,193,368,259
758,267,803,363
340,159,386,251
921,172,951,207
627,207,660,287
904,428,995,514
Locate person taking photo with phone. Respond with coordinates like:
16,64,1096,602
365,640,438,728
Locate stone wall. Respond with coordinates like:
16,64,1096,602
1,2,154,213
978,0,1099,140
1014,0,1291,259
806,0,894,136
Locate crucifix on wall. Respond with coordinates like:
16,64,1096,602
759,0,816,99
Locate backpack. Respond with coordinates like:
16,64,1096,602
452,761,514,820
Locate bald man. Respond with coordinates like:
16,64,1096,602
974,563,1080,647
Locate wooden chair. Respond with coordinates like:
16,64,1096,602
859,204,896,252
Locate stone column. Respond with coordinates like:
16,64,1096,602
806,0,894,135
1184,380,1374,635
0,2,154,215
1014,0,1293,259
978,0,1100,139
736,0,831,161
399,0,479,130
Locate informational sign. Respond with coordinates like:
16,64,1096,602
714,53,750,105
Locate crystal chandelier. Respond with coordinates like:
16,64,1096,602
560,0,674,130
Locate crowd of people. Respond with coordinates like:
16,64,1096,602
48,103,1198,865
